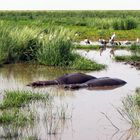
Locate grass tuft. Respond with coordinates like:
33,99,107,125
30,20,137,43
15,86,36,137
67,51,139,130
0,90,49,109
0,109,34,126
115,55,140,62
71,54,105,70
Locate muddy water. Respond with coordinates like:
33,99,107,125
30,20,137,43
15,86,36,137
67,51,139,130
0,49,140,140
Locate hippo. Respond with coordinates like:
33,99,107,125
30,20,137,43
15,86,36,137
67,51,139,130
27,73,97,87
64,77,127,90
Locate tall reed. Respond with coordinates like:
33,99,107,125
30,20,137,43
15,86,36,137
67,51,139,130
0,22,41,63
36,27,75,66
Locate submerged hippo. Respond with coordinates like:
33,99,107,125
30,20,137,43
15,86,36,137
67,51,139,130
27,73,97,87
64,77,127,90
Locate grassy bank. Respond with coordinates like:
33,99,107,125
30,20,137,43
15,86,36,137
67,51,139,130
0,23,105,71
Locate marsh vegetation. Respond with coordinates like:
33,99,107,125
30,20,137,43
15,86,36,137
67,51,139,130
0,90,73,139
114,45,140,69
0,11,140,69
112,88,140,139
0,22,105,70
0,10,140,140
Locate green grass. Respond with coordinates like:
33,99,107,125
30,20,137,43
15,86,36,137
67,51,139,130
0,90,50,127
0,90,49,109
0,11,140,70
74,45,100,50
112,17,137,30
135,88,140,108
0,23,105,71
0,11,140,41
130,44,140,51
115,55,140,62
0,109,34,126
71,54,105,70
36,27,75,67
0,23,41,64
116,88,140,130
74,44,131,50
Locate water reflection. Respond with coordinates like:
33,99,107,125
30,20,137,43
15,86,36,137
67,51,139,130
0,99,73,140
100,46,116,58
0,63,78,90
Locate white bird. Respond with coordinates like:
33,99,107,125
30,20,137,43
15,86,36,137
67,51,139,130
136,38,139,43
111,32,116,41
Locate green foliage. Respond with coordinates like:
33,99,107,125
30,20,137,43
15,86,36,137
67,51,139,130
0,90,49,109
74,45,100,50
112,17,137,30
0,11,139,70
0,23,41,64
130,44,140,51
135,88,140,107
37,27,75,66
0,109,34,126
71,54,105,70
0,11,140,19
0,22,104,70
0,90,50,127
120,94,140,129
115,55,140,62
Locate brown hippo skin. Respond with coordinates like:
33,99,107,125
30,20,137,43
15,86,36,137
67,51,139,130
64,77,127,90
27,73,97,87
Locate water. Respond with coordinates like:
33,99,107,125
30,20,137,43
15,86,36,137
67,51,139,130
0,49,140,140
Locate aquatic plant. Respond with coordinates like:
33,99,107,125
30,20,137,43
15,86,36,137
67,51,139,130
36,27,75,67
135,88,140,107
102,88,140,140
74,45,100,50
0,90,49,109
44,101,72,135
0,109,34,126
115,55,140,62
130,44,140,52
71,53,105,70
118,95,140,129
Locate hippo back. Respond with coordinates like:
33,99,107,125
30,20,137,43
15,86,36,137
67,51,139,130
57,73,97,84
85,77,127,87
